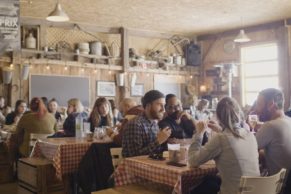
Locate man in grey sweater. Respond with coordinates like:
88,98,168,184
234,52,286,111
255,88,291,194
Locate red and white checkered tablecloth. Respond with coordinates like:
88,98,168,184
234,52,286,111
31,137,112,180
114,155,217,194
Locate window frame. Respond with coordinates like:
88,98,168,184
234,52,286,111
240,42,279,106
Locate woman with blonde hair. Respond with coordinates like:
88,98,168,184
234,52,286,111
15,97,56,157
62,98,88,137
88,97,113,132
188,97,260,194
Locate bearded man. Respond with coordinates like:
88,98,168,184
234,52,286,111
122,90,171,157
255,88,291,194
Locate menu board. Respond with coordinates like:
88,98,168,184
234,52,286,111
0,0,20,55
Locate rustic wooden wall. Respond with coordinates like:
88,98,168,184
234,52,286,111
6,27,195,109
199,26,291,109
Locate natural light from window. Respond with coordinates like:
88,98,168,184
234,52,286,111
241,43,279,106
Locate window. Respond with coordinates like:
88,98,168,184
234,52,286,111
241,43,279,106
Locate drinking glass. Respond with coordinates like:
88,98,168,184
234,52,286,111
248,114,258,132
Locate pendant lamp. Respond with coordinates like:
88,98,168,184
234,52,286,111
234,29,250,43
46,2,69,22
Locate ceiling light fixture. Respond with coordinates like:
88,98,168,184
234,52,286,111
234,29,250,43
46,2,69,22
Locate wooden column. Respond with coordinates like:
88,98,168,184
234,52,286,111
276,26,290,110
120,27,129,99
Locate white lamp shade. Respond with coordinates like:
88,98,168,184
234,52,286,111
234,29,250,43
115,73,125,87
2,68,13,84
21,64,30,80
46,3,69,22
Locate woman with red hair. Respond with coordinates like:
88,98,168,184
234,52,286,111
15,97,56,157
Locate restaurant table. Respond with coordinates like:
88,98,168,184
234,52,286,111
31,137,112,180
114,155,217,194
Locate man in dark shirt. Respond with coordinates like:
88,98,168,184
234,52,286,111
122,90,171,157
159,94,195,138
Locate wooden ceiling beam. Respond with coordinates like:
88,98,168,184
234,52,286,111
197,20,286,41
20,17,120,34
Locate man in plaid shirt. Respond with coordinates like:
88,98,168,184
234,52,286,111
122,90,171,157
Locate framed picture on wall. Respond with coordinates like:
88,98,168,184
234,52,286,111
97,81,116,96
131,84,144,97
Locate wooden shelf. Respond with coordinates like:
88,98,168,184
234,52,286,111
21,49,121,60
128,67,190,75
21,58,123,71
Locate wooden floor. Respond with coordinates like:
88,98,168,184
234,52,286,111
0,181,18,194
0,181,65,194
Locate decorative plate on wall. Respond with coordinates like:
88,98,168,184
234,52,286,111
223,39,236,54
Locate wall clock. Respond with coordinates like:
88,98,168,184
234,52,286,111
223,39,236,54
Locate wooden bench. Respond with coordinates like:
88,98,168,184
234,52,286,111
18,157,63,194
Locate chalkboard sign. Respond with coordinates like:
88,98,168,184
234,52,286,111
0,1,20,54
30,75,90,107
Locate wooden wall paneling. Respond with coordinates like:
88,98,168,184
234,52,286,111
276,26,290,110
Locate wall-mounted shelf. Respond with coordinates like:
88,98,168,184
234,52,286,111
21,49,121,60
21,58,123,71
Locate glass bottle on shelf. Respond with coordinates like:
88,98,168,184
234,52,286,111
25,33,36,49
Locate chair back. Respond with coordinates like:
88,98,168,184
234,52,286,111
29,133,53,151
238,168,286,194
110,147,123,169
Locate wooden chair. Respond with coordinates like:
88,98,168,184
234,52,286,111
110,147,123,169
29,133,52,156
238,168,287,194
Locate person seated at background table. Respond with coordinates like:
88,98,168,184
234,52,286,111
0,96,6,127
109,99,123,125
194,99,211,120
159,94,208,146
62,98,88,137
122,90,171,157
188,97,259,194
3,105,12,117
107,98,144,146
255,88,291,194
159,94,196,139
88,97,113,132
15,97,57,157
41,96,48,109
48,98,62,122
5,100,27,125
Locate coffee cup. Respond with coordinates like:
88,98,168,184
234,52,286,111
86,132,93,141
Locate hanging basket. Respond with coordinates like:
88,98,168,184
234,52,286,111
115,73,125,87
2,68,13,84
21,64,30,80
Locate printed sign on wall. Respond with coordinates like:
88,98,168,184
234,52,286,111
0,0,20,55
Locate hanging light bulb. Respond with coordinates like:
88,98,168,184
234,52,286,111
10,64,14,69
190,75,193,79
81,67,85,72
108,70,112,75
46,64,50,70
64,65,68,70
94,69,97,73
46,2,70,22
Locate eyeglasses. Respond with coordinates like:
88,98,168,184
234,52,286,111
166,105,181,111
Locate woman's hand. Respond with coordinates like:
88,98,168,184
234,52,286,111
207,120,222,132
195,121,207,134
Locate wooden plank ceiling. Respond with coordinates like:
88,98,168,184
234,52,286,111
20,0,291,35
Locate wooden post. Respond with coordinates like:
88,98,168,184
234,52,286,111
120,27,129,99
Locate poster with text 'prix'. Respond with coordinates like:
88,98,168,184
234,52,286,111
0,0,20,55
